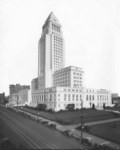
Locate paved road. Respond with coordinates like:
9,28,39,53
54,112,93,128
0,107,82,149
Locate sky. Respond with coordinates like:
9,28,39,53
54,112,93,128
0,0,120,96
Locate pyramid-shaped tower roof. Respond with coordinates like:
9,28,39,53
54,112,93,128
44,12,61,26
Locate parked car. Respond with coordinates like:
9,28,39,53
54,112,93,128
63,130,73,137
48,123,56,129
30,115,37,120
38,118,42,123
74,136,80,142
41,121,49,126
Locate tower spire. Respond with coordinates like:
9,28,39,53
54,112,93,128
44,12,61,25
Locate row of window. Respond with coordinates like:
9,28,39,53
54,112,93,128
54,43,62,47
32,93,82,102
73,80,82,83
86,95,109,101
73,84,82,87
54,80,70,84
54,35,62,41
54,48,63,52
73,72,82,75
54,61,63,65
64,88,82,92
54,76,70,79
54,72,70,77
54,48,63,53
54,49,62,53
54,64,63,67
86,89,109,94
97,95,109,100
54,47,62,51
54,37,62,41
73,76,82,79
52,32,61,37
54,83,70,87
54,56,63,60
54,57,63,61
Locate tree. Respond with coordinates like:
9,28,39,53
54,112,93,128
103,103,106,109
66,104,75,111
36,104,46,111
92,103,95,110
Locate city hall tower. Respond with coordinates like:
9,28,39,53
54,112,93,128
38,12,65,90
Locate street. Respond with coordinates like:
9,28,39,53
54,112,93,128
0,107,81,149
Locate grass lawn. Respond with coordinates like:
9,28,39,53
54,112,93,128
21,107,115,124
88,121,120,144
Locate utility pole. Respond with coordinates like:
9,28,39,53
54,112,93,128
16,95,18,107
37,100,39,120
80,99,84,147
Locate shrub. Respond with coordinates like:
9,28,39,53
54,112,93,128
84,125,90,132
103,103,106,109
92,104,95,110
36,104,47,111
47,109,53,113
75,108,79,111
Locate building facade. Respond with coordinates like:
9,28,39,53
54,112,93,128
31,78,38,91
53,66,84,88
112,93,120,106
31,86,83,111
38,12,65,90
0,93,5,104
83,88,112,109
31,12,112,111
9,84,30,97
9,84,31,106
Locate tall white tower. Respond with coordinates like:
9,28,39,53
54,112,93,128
38,12,65,90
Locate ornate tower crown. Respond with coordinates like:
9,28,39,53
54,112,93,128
44,12,61,26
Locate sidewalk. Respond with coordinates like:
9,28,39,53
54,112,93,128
61,118,120,130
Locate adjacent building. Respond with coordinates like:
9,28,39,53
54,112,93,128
31,12,112,111
112,93,120,106
0,93,5,104
9,84,31,106
31,78,38,91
